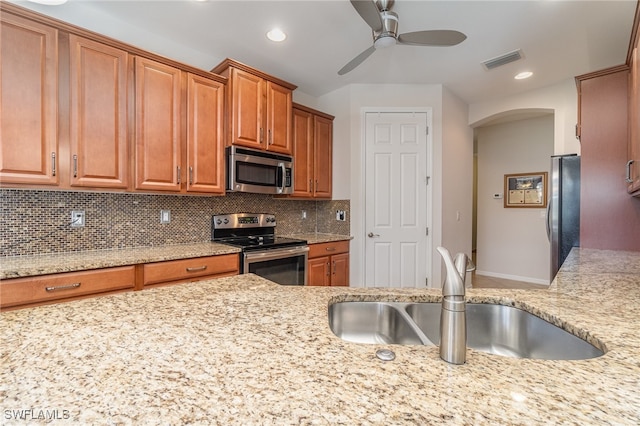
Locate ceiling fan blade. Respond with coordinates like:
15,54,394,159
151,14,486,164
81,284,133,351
350,0,383,32
338,45,377,75
398,30,467,46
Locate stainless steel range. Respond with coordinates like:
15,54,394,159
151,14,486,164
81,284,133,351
211,213,308,285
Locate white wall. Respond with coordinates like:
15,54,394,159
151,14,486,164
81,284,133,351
441,87,474,274
318,84,473,288
469,78,580,156
475,115,554,284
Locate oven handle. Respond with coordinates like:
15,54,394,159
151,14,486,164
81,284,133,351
244,245,309,263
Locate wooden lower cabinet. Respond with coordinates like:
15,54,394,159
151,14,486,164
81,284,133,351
140,254,239,287
307,240,349,287
1,254,240,310
0,266,135,310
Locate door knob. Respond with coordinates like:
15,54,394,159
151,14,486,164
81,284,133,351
368,232,380,238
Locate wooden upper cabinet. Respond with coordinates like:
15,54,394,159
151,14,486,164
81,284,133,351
134,57,183,192
186,73,225,194
69,35,129,189
0,14,59,186
291,108,314,196
290,104,334,199
212,59,296,154
313,114,333,198
265,81,292,154
229,68,263,150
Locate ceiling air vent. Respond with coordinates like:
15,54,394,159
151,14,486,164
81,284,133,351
482,49,523,70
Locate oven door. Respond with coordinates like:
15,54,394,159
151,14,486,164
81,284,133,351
243,246,308,286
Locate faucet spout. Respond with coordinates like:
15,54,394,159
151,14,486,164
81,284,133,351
436,246,469,365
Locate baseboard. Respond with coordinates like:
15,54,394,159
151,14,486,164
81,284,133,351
474,270,550,286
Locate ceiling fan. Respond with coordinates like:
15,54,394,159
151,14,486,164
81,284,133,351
338,0,467,75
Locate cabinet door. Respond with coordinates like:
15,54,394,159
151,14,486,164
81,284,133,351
308,256,330,286
291,107,314,197
330,253,349,286
0,14,58,185
69,35,129,189
229,68,264,150
186,73,225,194
265,81,292,154
313,115,333,198
134,57,182,191
629,47,640,194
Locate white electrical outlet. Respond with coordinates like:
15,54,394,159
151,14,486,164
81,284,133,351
160,210,171,224
71,210,85,227
336,210,346,221
302,210,307,220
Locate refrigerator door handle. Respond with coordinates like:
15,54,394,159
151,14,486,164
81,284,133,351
545,200,552,242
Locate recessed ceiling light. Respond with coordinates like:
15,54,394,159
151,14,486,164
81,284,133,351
27,0,68,4
514,71,533,80
266,28,287,42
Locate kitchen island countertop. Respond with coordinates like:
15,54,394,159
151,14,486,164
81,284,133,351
1,248,639,424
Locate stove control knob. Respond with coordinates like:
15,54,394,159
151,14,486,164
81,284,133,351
223,218,229,224
215,219,222,225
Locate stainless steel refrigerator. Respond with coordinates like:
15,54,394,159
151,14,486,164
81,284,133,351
547,154,581,280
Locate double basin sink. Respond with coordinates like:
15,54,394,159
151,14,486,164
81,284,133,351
329,301,604,360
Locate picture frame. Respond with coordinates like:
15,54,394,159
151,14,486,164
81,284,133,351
504,172,548,208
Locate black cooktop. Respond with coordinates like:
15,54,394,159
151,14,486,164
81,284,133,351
218,236,307,252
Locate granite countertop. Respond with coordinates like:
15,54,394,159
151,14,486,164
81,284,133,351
0,234,350,280
0,242,241,280
1,248,639,424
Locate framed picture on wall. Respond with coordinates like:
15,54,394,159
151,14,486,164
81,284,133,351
504,172,548,208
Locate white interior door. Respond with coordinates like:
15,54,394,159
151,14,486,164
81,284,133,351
364,111,429,288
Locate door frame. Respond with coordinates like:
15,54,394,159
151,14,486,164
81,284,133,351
359,107,434,287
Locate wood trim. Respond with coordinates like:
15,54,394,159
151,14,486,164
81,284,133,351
575,64,630,83
627,0,640,65
0,1,226,84
292,103,335,121
211,58,297,90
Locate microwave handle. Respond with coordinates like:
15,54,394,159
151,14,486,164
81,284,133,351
278,162,285,194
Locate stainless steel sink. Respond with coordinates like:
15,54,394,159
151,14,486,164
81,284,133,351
328,302,424,345
328,301,605,360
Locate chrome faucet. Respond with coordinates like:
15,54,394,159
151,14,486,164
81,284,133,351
436,246,474,365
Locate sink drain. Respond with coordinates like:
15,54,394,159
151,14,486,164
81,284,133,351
376,348,396,361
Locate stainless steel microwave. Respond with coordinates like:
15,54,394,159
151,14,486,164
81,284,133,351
226,146,293,194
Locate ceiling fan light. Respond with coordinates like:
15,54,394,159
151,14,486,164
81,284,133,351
374,36,396,49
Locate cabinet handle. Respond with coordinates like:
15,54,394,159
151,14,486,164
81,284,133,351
186,266,207,272
325,247,336,252
189,166,194,185
260,128,264,143
45,282,81,292
73,155,78,178
315,180,318,191
332,260,336,275
51,152,56,177
309,179,312,192
268,129,272,145
177,166,181,184
626,160,635,183
326,262,330,276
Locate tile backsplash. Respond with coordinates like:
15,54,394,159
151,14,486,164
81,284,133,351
0,189,350,257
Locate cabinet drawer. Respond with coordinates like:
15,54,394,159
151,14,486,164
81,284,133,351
308,240,349,258
0,266,135,309
142,254,239,286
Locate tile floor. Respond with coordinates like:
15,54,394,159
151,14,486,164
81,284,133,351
471,273,549,289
